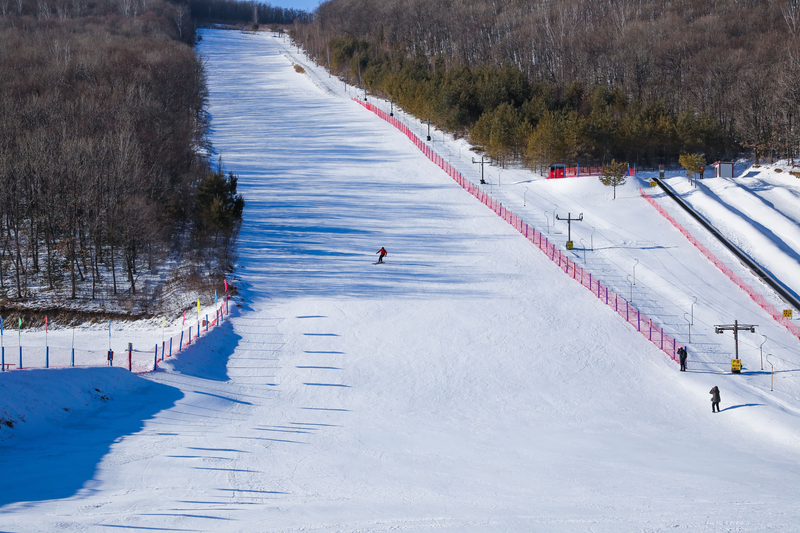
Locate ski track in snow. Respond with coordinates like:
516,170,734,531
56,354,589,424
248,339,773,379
3,30,800,531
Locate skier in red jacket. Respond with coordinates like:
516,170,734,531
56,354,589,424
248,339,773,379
376,247,388,263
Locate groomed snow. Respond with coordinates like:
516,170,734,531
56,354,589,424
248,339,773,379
3,29,800,531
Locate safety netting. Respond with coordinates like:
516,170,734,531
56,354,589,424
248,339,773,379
0,298,230,374
640,188,800,341
356,99,682,363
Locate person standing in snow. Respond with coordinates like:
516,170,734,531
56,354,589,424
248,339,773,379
376,247,388,263
678,347,687,371
710,386,721,413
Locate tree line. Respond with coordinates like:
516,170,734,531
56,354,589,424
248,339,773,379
189,0,311,27
0,0,243,313
290,0,800,170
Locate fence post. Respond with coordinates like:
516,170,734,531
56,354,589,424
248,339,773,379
169,337,173,358
626,301,629,322
46,346,49,369
197,323,200,339
71,348,74,367
661,328,664,350
649,320,652,341
206,314,209,332
180,330,184,349
673,339,676,360
128,343,132,371
154,344,158,369
637,310,640,332
2,346,5,371
161,341,165,361
19,346,22,370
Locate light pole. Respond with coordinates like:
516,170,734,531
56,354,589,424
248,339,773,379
633,259,639,285
523,188,529,206
760,335,767,371
427,118,431,141
390,97,394,116
683,313,691,344
626,274,633,302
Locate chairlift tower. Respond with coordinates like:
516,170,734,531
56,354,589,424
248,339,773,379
715,320,757,373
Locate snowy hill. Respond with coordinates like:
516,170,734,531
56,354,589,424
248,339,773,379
2,29,800,532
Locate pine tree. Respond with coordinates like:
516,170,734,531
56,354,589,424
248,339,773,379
599,159,629,199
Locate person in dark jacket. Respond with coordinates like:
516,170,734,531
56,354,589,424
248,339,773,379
710,386,721,413
678,347,687,371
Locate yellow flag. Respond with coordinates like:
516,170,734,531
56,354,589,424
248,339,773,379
197,299,201,314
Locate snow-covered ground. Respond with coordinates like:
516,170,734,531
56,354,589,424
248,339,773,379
3,29,800,531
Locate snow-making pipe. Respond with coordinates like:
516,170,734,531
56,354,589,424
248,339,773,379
654,178,800,312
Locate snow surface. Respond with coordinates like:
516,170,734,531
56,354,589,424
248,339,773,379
3,29,800,531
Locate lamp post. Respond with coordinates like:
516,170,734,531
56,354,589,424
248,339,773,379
633,259,639,285
626,274,633,302
523,188,529,206
426,118,431,141
683,313,691,344
390,98,394,116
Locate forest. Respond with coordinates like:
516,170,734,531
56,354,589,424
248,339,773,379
190,0,311,27
291,0,800,170
0,0,243,315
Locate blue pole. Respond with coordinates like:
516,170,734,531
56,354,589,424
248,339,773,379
161,341,165,361
197,323,200,338
169,337,172,357
180,331,184,350
154,344,158,368
46,346,49,369
71,348,75,367
205,314,209,332
1,346,4,372
19,346,22,370
577,163,580,177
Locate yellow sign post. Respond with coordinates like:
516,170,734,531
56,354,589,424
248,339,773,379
731,359,742,373
566,241,574,250
783,309,793,318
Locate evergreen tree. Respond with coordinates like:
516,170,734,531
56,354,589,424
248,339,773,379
599,160,629,199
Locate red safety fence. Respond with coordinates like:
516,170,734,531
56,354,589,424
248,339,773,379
356,99,682,363
548,166,636,179
0,296,231,374
640,188,800,341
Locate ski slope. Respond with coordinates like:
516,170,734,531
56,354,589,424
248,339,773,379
3,29,800,532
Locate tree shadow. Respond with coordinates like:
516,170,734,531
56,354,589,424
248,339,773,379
0,368,183,507
157,320,242,382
